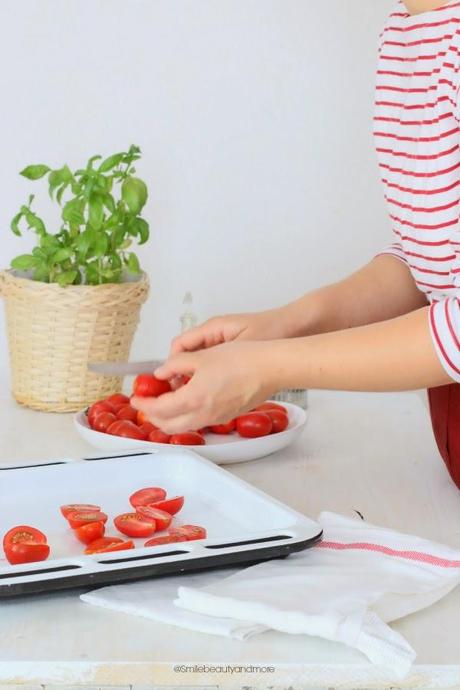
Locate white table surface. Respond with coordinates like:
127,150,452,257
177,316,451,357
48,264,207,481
1,380,460,689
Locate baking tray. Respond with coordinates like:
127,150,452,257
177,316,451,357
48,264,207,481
0,450,323,597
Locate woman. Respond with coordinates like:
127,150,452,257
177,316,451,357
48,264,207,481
133,0,460,488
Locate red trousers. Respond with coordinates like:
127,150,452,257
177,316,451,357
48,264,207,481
428,383,460,489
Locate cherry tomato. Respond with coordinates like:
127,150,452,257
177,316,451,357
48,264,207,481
67,511,108,529
254,401,287,414
136,409,152,426
145,534,185,547
236,412,272,438
263,408,289,433
3,526,50,565
92,411,118,433
138,422,157,438
85,537,134,554
133,374,172,397
5,542,50,565
75,521,105,545
136,505,172,530
129,487,167,508
107,420,145,440
114,513,157,538
3,526,47,549
198,427,209,434
60,504,100,519
170,432,205,446
87,400,115,427
210,420,236,434
116,405,138,422
150,495,184,516
106,393,130,407
148,429,171,444
169,524,207,541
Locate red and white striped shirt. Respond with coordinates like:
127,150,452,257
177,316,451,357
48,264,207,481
376,0,460,381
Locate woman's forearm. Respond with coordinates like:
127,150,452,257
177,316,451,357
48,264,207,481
278,255,429,338
266,305,450,392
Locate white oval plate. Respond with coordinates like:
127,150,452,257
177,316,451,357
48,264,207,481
74,401,307,465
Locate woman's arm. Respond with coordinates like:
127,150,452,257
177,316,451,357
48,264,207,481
132,304,451,434
171,255,428,354
278,254,428,337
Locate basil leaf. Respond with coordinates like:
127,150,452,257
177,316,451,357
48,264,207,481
127,252,140,274
57,270,78,287
11,254,37,270
20,164,50,180
10,212,23,236
98,153,124,173
62,198,85,225
88,194,104,230
93,232,108,257
121,177,148,214
52,248,73,263
132,217,149,244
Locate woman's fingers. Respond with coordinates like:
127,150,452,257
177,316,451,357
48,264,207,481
154,353,197,381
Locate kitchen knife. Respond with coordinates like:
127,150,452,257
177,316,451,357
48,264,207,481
88,360,165,376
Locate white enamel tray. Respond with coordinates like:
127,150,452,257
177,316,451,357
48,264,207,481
0,450,322,597
74,401,308,465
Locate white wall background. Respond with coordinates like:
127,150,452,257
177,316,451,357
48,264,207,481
0,0,395,379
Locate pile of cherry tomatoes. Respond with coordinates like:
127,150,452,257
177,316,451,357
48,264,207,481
2,485,206,565
86,373,290,445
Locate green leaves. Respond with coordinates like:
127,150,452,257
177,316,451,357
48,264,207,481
98,152,125,173
126,252,140,274
122,177,148,215
11,254,37,270
10,146,149,286
20,164,50,180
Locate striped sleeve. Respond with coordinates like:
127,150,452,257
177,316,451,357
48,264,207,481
377,242,408,265
429,298,460,382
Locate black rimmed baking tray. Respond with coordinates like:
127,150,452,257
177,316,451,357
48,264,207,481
0,450,322,597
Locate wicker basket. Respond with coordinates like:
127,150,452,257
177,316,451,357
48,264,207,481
0,270,149,412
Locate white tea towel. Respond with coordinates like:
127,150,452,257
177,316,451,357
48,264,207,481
81,512,460,677
81,570,267,640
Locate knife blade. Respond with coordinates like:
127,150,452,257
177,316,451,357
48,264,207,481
88,359,165,376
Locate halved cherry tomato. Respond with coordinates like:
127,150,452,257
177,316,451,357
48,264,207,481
236,412,272,438
148,429,171,444
3,526,50,565
169,524,207,541
5,542,50,565
3,526,47,549
87,400,115,427
170,432,205,446
136,505,172,530
264,408,289,433
133,374,172,398
138,422,157,438
145,534,185,547
116,405,138,422
67,511,108,529
210,420,236,434
60,504,100,519
75,521,106,545
129,487,167,508
85,537,134,554
93,411,118,433
114,513,157,538
254,401,287,414
106,393,130,407
150,495,184,516
107,420,145,440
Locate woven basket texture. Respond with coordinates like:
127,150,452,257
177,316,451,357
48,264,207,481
0,270,149,412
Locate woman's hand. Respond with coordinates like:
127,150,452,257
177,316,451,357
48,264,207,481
170,307,292,356
131,340,276,434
